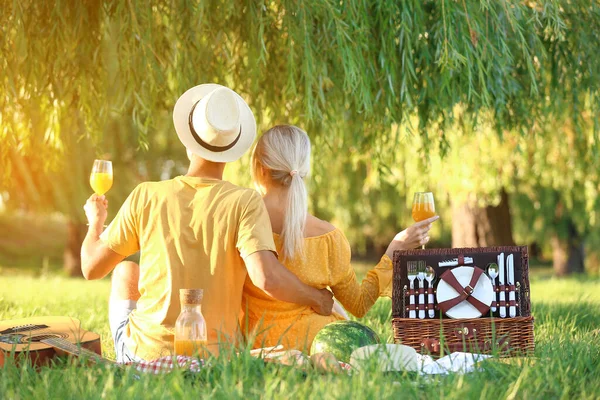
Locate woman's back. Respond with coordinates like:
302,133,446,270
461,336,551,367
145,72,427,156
242,212,392,351
243,214,346,303
242,216,352,350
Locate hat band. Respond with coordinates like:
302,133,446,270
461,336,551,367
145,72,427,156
188,100,242,153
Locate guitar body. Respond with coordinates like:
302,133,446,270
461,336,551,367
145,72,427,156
0,316,102,367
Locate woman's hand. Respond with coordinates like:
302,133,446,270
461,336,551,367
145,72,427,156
385,216,439,258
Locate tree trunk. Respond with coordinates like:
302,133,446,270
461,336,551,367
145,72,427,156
551,220,585,276
451,190,515,248
64,220,85,277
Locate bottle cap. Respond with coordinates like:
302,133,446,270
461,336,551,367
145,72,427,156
180,288,204,304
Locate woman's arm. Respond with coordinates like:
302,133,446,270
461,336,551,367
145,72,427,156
331,216,439,318
330,255,392,318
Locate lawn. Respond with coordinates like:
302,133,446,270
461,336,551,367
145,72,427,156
1,265,599,399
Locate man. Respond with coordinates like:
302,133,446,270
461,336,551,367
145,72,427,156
81,84,334,362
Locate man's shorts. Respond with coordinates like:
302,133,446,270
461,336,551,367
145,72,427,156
108,299,143,363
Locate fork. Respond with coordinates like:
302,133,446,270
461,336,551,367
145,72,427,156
407,261,418,319
425,266,436,318
417,261,426,319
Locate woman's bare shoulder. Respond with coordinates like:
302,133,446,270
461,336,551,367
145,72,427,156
304,214,337,238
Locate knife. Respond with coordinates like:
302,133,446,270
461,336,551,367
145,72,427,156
438,257,474,267
508,254,516,317
498,252,506,318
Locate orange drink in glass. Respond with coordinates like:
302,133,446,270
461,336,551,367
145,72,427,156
412,192,436,248
90,160,113,195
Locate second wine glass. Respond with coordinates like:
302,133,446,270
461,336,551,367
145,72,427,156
412,192,436,249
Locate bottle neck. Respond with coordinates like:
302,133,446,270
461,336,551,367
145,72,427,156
181,303,202,313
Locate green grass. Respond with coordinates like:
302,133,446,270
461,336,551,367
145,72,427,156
1,267,599,399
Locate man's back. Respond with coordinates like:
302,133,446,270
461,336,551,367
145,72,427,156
101,175,275,360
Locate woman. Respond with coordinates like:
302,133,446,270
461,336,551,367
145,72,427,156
242,125,437,352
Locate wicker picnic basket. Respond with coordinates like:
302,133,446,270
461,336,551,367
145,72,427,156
392,246,534,357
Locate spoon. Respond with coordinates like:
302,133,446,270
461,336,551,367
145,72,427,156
487,263,499,313
425,266,436,318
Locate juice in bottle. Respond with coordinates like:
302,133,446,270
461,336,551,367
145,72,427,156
174,289,207,358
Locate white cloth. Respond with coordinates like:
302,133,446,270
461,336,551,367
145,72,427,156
417,352,492,375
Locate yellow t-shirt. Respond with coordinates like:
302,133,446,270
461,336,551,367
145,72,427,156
100,176,276,360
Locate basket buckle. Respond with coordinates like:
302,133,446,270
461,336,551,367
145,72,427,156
463,284,475,296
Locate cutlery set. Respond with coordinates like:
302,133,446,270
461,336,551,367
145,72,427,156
403,253,521,319
487,252,518,318
405,261,436,319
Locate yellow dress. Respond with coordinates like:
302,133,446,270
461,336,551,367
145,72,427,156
241,228,393,352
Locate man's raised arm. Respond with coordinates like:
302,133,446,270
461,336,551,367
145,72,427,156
81,194,125,280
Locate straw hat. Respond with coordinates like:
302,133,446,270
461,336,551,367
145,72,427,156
173,84,256,162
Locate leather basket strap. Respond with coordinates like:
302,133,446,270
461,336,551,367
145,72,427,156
438,267,489,314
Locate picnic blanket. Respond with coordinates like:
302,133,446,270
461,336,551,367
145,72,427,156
122,355,352,375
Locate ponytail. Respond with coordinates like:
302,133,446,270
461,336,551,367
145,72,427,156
251,125,311,260
281,170,308,260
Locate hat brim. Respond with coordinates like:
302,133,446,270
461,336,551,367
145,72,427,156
173,83,257,163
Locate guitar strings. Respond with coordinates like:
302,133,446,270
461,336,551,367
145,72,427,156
15,323,108,365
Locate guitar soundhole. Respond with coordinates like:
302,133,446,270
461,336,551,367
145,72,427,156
20,333,68,343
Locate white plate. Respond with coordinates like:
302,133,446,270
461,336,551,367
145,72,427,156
350,344,419,372
436,266,493,319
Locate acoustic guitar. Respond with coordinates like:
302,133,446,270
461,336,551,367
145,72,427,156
0,316,106,367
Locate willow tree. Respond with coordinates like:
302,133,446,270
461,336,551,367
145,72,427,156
399,112,600,275
1,1,599,275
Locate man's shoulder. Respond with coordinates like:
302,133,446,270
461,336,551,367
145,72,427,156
132,178,261,208
130,180,171,194
218,182,262,204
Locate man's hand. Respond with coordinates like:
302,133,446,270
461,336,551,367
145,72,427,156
311,288,334,316
84,194,108,228
245,251,336,315
385,215,439,258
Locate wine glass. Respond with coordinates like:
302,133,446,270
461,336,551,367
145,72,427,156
412,192,436,249
90,160,113,196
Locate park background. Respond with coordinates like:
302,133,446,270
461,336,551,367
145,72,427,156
1,1,600,399
1,1,599,278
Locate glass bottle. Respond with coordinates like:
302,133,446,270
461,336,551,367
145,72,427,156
174,288,207,357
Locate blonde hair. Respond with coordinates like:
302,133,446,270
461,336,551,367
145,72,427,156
252,125,311,261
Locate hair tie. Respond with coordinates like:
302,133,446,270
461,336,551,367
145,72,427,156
289,170,298,177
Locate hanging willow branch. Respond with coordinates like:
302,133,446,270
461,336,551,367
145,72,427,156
0,0,599,183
